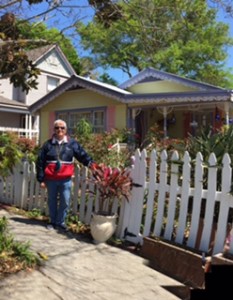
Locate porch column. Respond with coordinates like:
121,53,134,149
157,107,173,138
25,114,29,138
33,115,40,144
33,115,39,130
224,103,230,125
28,114,32,139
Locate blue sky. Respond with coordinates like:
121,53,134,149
21,0,233,84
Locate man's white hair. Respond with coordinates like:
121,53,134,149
54,119,67,128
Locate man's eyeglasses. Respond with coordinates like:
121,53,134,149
55,126,66,130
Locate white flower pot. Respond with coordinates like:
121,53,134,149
90,212,117,244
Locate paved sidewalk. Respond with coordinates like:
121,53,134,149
0,207,188,300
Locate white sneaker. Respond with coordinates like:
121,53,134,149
47,223,55,230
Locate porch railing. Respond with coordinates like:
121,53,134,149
0,126,39,142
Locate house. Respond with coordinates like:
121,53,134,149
30,67,233,145
0,44,76,140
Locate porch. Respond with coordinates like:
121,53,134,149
0,126,39,142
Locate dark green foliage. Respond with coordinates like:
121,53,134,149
0,133,23,178
187,126,233,167
0,13,42,93
0,133,39,177
0,216,39,271
0,217,14,253
74,120,133,168
78,0,233,87
75,118,93,141
186,125,233,194
88,0,123,28
17,21,81,74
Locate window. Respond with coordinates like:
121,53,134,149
93,111,104,133
56,113,68,124
57,108,106,134
47,77,60,92
69,112,92,129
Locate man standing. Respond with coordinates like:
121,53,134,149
36,119,94,230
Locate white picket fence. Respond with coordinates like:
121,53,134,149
1,148,233,257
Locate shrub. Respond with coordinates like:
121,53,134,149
74,121,133,168
0,132,23,177
0,216,39,275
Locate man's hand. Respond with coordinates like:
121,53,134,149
40,182,46,189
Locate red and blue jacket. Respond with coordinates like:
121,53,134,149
36,135,93,182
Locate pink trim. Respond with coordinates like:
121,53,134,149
106,106,115,131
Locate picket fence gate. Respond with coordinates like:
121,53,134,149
1,148,233,256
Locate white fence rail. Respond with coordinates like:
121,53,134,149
0,126,39,142
1,148,233,256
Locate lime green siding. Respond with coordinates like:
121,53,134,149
40,111,51,144
127,81,198,94
41,90,118,110
115,105,127,129
39,89,127,142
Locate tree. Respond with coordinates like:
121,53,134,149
0,1,114,89
209,0,233,17
17,21,81,74
77,0,233,87
0,12,44,93
98,72,118,85
0,0,87,92
1,0,232,89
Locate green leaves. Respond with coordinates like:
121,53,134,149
78,0,233,86
0,11,81,92
0,133,23,178
0,216,39,271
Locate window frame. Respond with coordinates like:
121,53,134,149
47,76,60,92
56,107,106,135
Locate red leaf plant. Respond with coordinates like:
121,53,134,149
89,162,133,215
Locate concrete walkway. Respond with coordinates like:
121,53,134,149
0,207,189,300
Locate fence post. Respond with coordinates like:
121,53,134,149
175,151,191,244
13,161,29,210
13,163,23,206
143,149,158,237
199,153,218,252
153,149,168,237
213,153,232,254
164,150,179,240
187,152,204,249
123,149,147,244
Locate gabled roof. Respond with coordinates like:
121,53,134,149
30,74,131,113
0,44,76,115
30,69,233,113
0,95,29,113
119,67,226,91
29,69,233,113
27,44,55,62
27,44,76,75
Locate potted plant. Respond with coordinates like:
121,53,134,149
89,162,133,243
